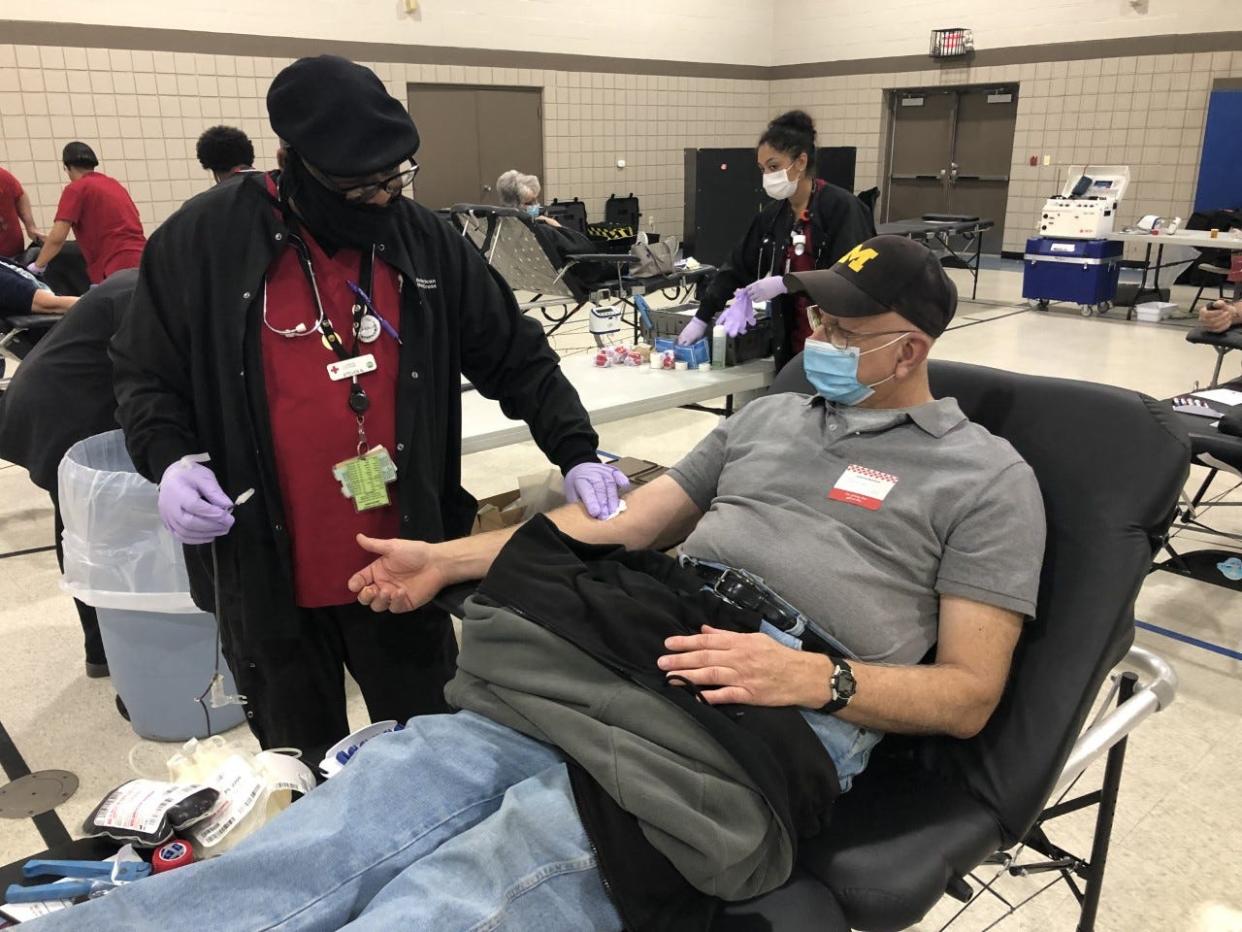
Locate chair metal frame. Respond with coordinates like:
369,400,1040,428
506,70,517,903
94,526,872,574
930,647,1175,932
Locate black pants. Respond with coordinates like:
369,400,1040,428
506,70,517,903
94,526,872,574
221,603,458,766
49,490,106,666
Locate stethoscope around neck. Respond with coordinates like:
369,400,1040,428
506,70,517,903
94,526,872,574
262,232,375,340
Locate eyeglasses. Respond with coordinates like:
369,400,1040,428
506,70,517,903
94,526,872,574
304,160,420,203
806,305,911,350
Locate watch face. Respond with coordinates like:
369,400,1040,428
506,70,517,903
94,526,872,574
837,668,857,699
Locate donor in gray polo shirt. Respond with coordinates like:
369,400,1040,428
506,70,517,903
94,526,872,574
658,234,1045,741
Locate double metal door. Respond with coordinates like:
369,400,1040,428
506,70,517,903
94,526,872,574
407,85,544,211
885,85,1018,253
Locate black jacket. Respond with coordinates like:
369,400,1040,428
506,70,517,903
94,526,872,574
476,517,839,931
0,269,137,491
110,171,600,642
694,183,876,369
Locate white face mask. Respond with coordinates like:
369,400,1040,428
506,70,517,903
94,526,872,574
762,165,800,200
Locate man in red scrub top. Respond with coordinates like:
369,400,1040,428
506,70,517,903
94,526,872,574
111,56,624,763
29,142,146,285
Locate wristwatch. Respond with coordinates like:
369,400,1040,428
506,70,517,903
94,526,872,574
819,656,856,714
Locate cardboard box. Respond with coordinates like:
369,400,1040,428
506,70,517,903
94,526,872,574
470,458,666,534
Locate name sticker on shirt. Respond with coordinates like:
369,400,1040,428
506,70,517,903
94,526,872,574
828,465,899,511
326,354,377,382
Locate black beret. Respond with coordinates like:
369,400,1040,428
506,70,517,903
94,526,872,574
267,55,420,177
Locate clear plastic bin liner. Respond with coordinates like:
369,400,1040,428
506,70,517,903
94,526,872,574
57,430,197,612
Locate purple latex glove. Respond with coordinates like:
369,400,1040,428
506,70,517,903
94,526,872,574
744,275,787,303
26,261,46,276
565,462,632,519
718,288,756,337
158,459,236,545
677,316,709,346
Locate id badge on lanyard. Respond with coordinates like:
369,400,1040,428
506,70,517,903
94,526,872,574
308,246,398,512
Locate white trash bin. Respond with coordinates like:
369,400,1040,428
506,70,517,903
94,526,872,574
57,430,246,741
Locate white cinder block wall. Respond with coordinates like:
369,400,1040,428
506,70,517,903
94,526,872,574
2,1,1241,250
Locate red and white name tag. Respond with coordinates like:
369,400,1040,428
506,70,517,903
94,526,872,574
828,464,899,511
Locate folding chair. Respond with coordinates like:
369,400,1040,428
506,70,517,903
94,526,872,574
713,358,1189,931
1185,325,1242,389
0,314,59,388
449,204,715,345
1155,379,1242,594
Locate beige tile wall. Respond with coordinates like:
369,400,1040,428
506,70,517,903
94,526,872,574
0,43,769,242
4,38,1241,255
772,50,1242,256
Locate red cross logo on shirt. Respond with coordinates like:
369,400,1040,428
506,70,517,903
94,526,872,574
330,364,340,376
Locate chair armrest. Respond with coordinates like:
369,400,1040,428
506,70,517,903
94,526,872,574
2,315,60,332
1186,326,1242,348
1051,645,1177,795
449,203,526,220
567,253,641,266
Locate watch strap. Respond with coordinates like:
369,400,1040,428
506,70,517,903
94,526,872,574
819,656,854,714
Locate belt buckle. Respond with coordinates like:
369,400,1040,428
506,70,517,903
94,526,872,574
712,567,767,613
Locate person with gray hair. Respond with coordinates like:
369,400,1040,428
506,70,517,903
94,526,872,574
496,169,548,218
495,169,606,280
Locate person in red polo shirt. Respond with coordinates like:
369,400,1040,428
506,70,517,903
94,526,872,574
0,165,42,258
28,142,147,285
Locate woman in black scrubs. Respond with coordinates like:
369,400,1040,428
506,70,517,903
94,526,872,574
679,111,876,371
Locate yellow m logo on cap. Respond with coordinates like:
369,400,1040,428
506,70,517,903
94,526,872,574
839,244,879,273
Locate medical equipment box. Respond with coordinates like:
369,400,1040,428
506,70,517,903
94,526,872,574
1038,165,1130,240
1022,237,1123,306
588,193,642,253
648,303,772,366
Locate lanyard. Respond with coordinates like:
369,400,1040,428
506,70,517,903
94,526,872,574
284,236,376,438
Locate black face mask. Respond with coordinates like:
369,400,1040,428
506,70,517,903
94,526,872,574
279,152,399,251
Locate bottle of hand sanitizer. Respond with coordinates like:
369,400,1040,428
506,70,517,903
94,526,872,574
712,325,727,370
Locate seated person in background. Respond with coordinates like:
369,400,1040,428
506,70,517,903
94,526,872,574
23,236,1045,932
195,125,257,185
0,269,137,678
1199,297,1241,334
0,256,78,315
495,168,610,282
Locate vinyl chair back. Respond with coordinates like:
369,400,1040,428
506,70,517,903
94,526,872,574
767,357,1189,928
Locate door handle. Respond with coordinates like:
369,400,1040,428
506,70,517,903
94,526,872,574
482,184,493,192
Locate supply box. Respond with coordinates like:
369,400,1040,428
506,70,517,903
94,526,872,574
1039,165,1130,240
647,303,772,366
1022,236,1123,316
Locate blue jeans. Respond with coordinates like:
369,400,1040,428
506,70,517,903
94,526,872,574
25,710,878,931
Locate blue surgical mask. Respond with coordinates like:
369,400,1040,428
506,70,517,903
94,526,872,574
524,204,541,218
803,335,906,405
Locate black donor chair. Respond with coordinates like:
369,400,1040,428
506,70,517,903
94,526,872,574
713,358,1188,931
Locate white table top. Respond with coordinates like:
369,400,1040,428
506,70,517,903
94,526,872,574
461,352,776,454
1107,230,1242,251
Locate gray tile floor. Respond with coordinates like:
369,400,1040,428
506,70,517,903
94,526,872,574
1,268,1239,930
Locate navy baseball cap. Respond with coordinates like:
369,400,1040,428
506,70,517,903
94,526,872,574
784,235,958,337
